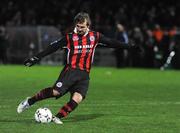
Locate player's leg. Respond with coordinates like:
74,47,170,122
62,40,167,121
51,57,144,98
17,66,70,113
17,88,61,113
55,92,83,118
55,77,89,119
27,88,60,105
52,92,83,124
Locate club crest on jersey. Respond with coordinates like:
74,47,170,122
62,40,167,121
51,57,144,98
90,36,95,42
73,36,79,41
56,82,62,88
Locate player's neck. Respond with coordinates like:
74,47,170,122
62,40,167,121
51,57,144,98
73,28,89,36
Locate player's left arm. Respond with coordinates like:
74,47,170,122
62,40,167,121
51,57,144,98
98,33,136,49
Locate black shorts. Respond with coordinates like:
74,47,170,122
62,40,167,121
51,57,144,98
53,66,90,99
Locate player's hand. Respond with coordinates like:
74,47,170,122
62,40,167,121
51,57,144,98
24,56,40,67
128,39,137,48
129,40,144,53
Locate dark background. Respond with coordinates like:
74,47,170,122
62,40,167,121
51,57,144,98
0,0,180,69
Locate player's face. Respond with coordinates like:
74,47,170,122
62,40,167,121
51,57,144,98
75,20,89,35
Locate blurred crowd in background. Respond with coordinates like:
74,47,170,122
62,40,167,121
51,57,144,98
0,0,180,69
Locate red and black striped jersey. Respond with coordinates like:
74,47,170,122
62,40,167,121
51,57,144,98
36,30,131,73
65,31,99,72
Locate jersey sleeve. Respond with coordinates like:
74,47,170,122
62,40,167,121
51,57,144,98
35,36,67,58
98,33,131,48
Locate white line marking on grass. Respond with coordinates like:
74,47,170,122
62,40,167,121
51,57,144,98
1,101,180,109
0,105,11,108
43,101,180,107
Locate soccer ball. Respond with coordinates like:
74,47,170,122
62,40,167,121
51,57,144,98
34,107,53,123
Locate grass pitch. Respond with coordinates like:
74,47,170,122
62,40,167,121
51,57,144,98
0,65,180,133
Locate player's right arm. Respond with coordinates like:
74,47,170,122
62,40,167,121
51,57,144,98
24,37,67,67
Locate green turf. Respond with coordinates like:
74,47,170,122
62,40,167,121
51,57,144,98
0,65,180,133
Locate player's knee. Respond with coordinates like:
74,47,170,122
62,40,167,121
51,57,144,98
53,89,60,97
72,92,83,104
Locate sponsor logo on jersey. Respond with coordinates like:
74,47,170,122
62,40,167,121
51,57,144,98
56,82,62,88
74,45,93,49
74,49,92,54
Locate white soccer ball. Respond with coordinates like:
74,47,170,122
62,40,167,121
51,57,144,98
34,107,53,123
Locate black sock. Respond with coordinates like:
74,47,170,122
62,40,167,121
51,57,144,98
56,99,78,118
28,87,54,105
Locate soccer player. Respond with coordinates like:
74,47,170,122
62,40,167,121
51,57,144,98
17,12,138,124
